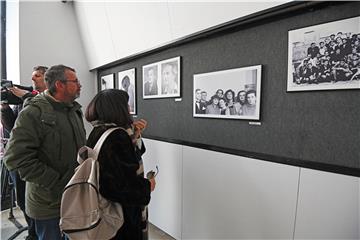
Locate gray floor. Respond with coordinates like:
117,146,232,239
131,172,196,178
1,207,175,240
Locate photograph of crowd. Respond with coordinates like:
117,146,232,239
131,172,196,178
142,56,181,99
100,73,114,90
118,68,136,114
193,65,261,120
288,16,360,91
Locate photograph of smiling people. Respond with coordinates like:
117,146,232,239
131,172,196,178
193,65,262,120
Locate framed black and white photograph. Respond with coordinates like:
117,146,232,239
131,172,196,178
288,16,360,92
100,73,114,91
142,56,181,99
118,68,136,115
193,65,262,120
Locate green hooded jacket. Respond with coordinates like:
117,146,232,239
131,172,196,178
3,91,86,219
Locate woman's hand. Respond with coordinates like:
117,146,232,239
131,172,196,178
133,119,147,139
149,177,156,192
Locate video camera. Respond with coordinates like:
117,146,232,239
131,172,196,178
1,80,33,105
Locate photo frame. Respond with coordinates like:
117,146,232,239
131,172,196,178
142,56,181,99
100,73,114,91
288,16,360,91
193,65,262,120
118,68,136,115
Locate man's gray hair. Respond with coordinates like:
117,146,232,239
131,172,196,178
45,64,75,95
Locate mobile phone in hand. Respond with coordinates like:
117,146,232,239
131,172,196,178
146,165,159,179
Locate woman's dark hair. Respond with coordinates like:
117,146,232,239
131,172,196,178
216,89,223,94
224,89,235,102
85,89,133,128
121,75,130,86
210,94,220,103
218,97,226,103
236,90,246,103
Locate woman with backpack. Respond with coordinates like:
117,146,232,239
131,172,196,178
85,89,156,240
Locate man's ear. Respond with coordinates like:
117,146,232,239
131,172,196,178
55,80,65,91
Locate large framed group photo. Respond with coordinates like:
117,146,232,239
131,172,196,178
142,56,181,99
193,65,262,120
288,16,360,91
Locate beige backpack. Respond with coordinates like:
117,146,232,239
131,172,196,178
60,127,124,240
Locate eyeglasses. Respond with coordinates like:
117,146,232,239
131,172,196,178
64,79,80,84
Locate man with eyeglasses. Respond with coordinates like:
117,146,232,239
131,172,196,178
4,64,86,240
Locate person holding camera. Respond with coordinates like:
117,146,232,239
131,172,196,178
1,66,48,133
1,65,48,240
3,64,86,240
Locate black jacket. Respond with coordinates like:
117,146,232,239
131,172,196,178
87,127,151,240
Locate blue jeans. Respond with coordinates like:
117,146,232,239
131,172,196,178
34,217,66,240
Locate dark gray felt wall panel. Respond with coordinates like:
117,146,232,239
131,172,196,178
99,2,360,172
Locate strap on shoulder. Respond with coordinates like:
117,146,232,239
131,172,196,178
93,127,126,159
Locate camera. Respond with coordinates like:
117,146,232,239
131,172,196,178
1,80,13,88
1,80,33,105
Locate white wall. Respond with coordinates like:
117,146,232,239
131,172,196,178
182,146,299,239
72,1,117,71
6,1,20,84
142,138,360,240
73,1,289,69
18,1,95,133
142,139,183,240
167,2,287,40
294,169,359,239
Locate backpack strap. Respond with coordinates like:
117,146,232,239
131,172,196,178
93,127,126,159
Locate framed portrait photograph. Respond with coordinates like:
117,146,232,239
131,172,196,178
142,56,181,99
193,65,262,120
288,16,360,92
100,73,114,91
118,68,136,115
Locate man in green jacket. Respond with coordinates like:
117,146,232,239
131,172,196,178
1,65,48,240
4,64,86,240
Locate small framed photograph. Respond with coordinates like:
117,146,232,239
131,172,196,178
193,65,262,120
100,73,114,91
288,16,360,91
118,68,136,115
142,56,181,99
